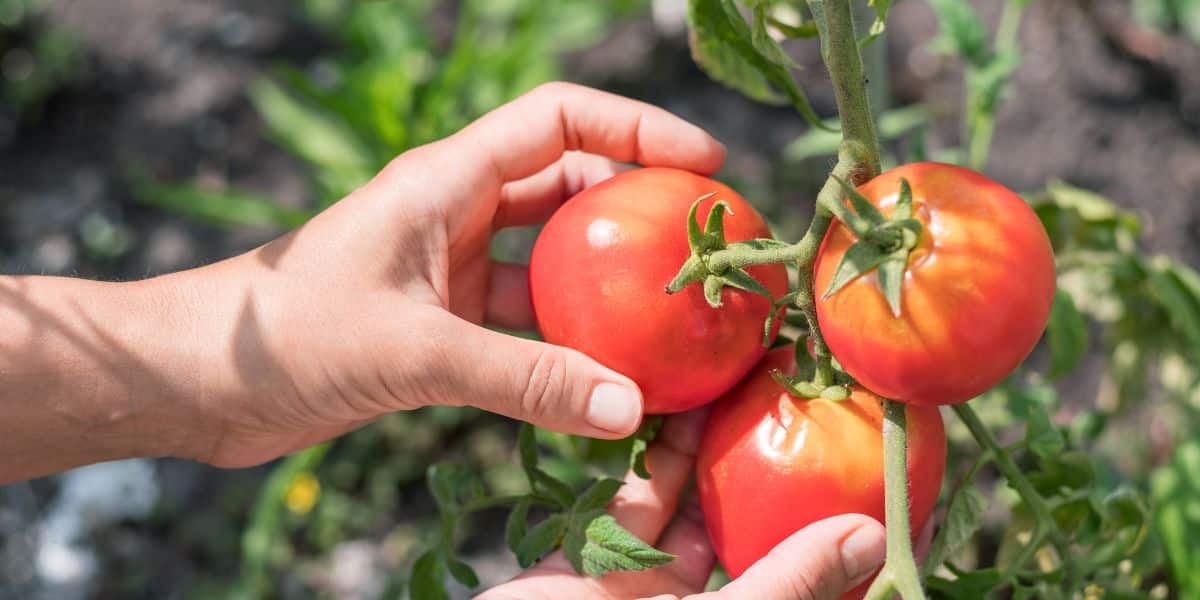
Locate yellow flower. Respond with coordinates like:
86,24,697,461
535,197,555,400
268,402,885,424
285,472,321,515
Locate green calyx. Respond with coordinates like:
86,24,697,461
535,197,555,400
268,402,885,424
666,194,780,309
821,177,923,317
772,368,851,401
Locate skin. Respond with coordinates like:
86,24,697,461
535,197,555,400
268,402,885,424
814,162,1057,406
696,348,946,597
481,408,889,600
0,82,735,482
530,168,788,414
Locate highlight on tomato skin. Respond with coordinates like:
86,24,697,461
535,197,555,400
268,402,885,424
814,162,1057,406
696,348,947,595
528,167,789,415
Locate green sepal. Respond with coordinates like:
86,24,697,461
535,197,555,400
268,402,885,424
685,194,708,251
823,240,889,299
703,275,724,307
666,255,707,294
877,251,908,317
819,385,850,401
832,175,886,225
702,199,731,251
722,268,773,300
894,178,914,219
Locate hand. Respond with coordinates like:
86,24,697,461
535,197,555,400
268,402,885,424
479,408,888,600
169,82,728,467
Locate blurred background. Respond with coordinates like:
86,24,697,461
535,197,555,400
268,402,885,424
2,0,1199,598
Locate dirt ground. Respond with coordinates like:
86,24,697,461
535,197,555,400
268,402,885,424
1,0,1197,597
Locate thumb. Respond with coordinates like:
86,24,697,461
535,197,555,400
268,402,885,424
425,315,643,438
712,514,887,600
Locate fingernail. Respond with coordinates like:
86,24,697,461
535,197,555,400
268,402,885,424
841,525,887,582
586,382,642,433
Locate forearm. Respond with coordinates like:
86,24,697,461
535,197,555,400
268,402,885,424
0,273,221,482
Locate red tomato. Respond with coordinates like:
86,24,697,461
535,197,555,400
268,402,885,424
529,168,788,414
696,348,946,592
815,162,1056,406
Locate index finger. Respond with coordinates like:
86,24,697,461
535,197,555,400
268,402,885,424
453,82,726,184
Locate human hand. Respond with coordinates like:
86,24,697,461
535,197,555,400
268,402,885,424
167,82,727,467
478,408,888,600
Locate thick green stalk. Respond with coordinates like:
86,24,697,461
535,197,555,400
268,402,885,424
810,0,882,179
864,401,925,600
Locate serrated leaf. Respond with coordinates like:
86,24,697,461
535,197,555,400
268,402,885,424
877,253,907,317
687,0,826,127
859,0,890,49
410,550,448,600
1047,289,1088,378
822,240,888,299
516,513,567,568
505,498,532,554
750,2,798,68
703,275,724,308
446,557,479,588
922,486,988,576
573,479,623,513
578,515,676,577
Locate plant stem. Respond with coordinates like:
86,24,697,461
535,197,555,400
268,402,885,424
863,401,925,600
811,0,881,179
966,0,1026,170
951,404,1075,585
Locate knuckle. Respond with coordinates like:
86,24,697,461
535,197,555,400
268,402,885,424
520,349,570,421
784,568,823,600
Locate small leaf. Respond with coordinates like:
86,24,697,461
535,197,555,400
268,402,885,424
1047,289,1088,378
562,510,590,574
630,416,664,480
750,2,798,68
579,515,676,577
923,486,988,576
877,253,907,317
518,424,537,474
703,275,724,308
1023,401,1065,460
427,463,461,512
573,479,623,513
767,15,818,38
859,0,891,49
505,498,532,554
516,513,568,568
446,557,479,588
822,240,888,299
532,469,576,509
410,550,448,600
926,568,1003,599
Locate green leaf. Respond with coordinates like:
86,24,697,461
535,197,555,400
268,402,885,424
750,2,798,68
516,513,568,568
505,498,532,554
1152,440,1200,598
578,515,676,577
446,557,480,588
1149,257,1200,352
562,509,591,574
532,469,577,509
630,416,664,480
132,180,313,229
1047,289,1088,378
427,463,461,512
783,104,929,162
859,0,890,49
877,253,908,317
926,568,1003,599
926,0,988,65
922,486,988,576
573,479,623,513
686,0,826,128
822,240,888,299
1023,400,1065,460
518,424,538,475
410,550,448,600
767,15,818,38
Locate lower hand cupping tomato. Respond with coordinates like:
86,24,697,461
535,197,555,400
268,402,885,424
696,347,946,597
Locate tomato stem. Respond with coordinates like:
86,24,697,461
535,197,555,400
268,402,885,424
863,400,926,600
951,403,1078,589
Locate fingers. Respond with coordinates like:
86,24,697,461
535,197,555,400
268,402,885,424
485,262,534,330
606,408,709,543
657,490,717,591
457,81,725,185
496,151,632,229
706,514,886,600
430,314,643,438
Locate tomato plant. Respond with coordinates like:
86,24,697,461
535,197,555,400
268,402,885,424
814,162,1056,406
529,167,789,414
696,348,946,586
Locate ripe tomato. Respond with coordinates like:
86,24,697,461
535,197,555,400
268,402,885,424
696,348,946,590
815,162,1056,406
529,167,788,414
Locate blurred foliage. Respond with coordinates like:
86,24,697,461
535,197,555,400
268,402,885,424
136,0,642,225
0,0,80,119
1133,0,1200,42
